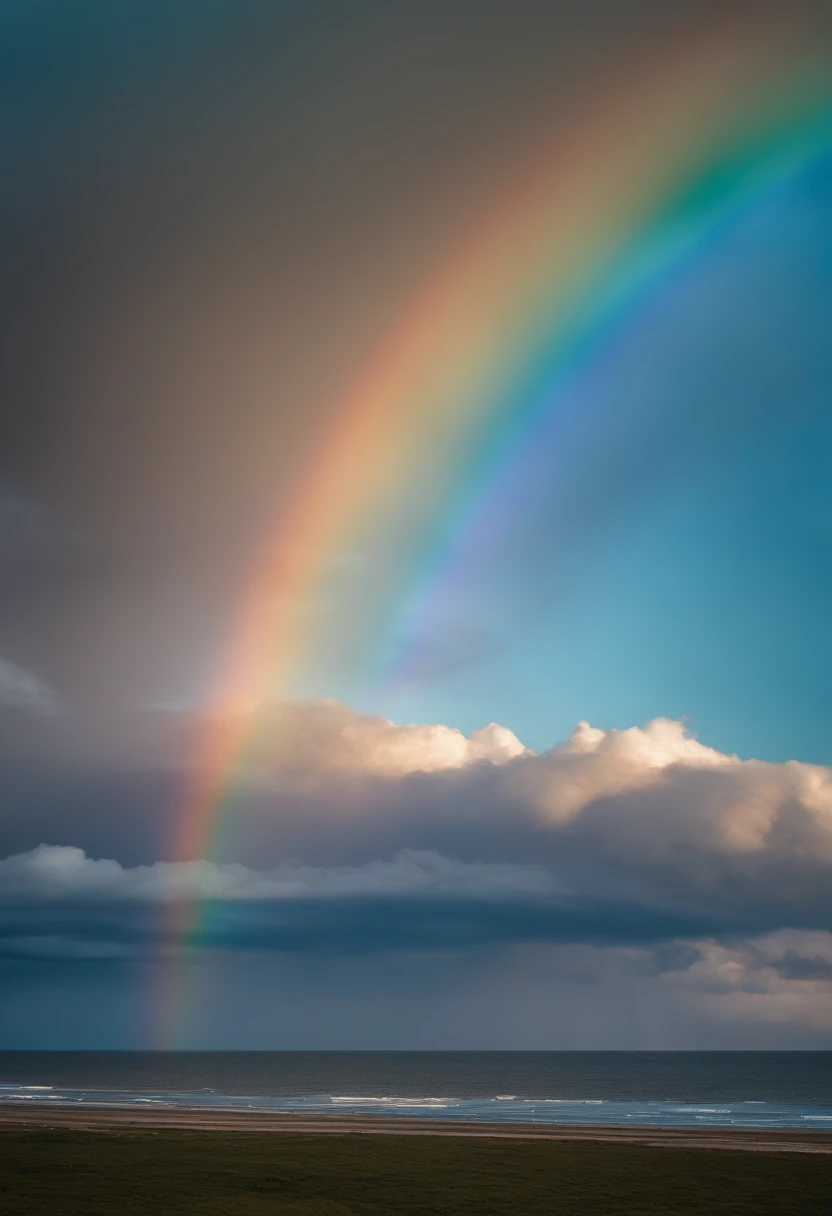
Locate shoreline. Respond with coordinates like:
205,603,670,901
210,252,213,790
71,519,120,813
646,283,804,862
2,1102,832,1153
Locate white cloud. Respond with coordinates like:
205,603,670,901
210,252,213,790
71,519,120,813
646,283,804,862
245,699,528,777
488,716,832,863
235,704,832,868
536,717,832,858
507,717,734,827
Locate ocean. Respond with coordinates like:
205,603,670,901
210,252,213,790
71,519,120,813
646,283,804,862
1,1052,830,1129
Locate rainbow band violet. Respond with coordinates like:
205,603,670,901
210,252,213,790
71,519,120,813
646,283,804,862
163,7,832,1047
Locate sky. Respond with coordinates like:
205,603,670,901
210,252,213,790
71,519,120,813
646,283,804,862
1,0,832,1049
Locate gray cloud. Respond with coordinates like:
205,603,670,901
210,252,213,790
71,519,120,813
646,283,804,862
0,844,550,904
656,931,832,1033
773,951,832,981
0,657,57,715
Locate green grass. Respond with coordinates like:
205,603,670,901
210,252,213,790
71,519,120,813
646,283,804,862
0,1129,830,1215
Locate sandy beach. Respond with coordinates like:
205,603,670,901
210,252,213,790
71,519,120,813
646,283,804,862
1,1101,831,1154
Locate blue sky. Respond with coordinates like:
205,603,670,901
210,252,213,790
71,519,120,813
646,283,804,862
365,151,832,763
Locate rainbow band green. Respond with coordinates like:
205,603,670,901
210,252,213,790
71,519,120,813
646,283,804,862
374,115,832,689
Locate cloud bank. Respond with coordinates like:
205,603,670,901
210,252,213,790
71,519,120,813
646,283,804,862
2,704,831,958
0,844,549,904
2,701,832,1041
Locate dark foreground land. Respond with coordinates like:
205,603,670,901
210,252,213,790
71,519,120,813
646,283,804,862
1,1122,831,1216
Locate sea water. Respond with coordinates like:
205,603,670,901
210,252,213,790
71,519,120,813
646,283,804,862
1,1051,830,1129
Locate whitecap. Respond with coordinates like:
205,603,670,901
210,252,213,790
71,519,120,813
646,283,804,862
331,1096,389,1103
331,1096,450,1105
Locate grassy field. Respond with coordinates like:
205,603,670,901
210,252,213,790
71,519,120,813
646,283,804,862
1,1128,830,1215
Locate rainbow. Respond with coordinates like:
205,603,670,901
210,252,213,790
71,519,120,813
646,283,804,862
164,7,832,1044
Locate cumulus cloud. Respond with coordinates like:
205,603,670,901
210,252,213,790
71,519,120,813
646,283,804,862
0,656,58,715
508,716,729,823
209,704,832,866
505,715,832,858
236,705,832,885
242,699,528,777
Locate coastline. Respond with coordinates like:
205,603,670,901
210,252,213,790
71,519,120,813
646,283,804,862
2,1102,831,1153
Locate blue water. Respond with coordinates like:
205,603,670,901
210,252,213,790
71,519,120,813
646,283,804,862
1,1052,830,1130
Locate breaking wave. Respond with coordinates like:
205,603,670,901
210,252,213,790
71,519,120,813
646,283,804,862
1,1083,832,1129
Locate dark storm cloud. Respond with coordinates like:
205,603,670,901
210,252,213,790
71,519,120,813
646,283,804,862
0,843,822,962
770,951,832,981
0,893,733,962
